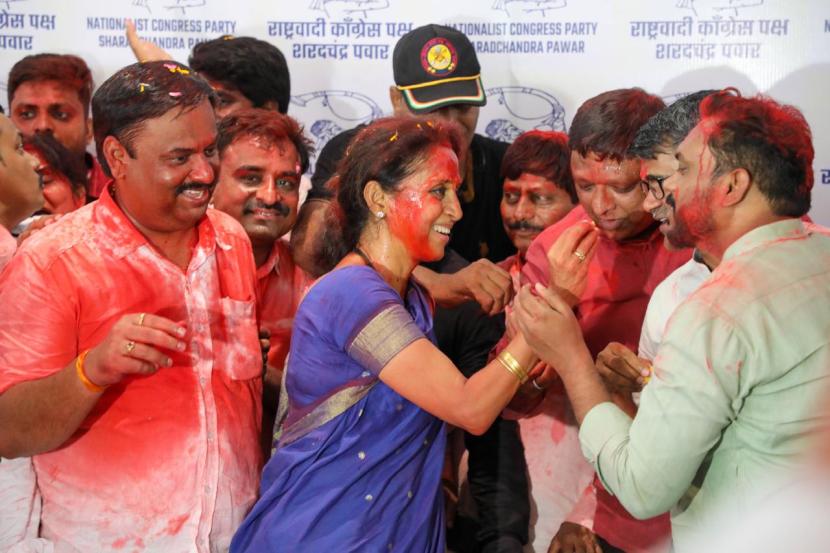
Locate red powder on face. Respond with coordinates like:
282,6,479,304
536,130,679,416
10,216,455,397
386,146,460,262
388,188,443,261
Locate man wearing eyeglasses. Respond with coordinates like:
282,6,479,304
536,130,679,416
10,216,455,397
627,91,717,363
515,88,830,553
518,89,691,553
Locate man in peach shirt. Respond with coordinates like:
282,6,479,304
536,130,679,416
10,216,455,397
212,108,313,454
0,61,262,552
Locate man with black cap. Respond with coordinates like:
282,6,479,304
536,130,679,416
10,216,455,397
305,24,529,553
313,23,513,266
308,23,514,317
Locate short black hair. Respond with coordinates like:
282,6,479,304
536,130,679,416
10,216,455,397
189,36,290,114
92,60,215,177
217,108,312,174
8,54,94,117
628,90,719,159
501,130,575,202
701,92,813,217
569,88,665,161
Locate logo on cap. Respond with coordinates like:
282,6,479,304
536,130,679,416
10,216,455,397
420,38,458,77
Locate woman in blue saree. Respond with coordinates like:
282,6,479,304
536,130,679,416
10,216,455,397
231,117,539,552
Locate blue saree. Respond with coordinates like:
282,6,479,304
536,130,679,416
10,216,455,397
231,266,446,552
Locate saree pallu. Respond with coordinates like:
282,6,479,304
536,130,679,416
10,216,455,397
232,266,446,552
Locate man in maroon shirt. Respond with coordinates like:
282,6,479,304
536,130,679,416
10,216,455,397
520,89,690,553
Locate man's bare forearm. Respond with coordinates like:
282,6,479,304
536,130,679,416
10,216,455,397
412,265,463,307
558,348,613,425
0,361,101,458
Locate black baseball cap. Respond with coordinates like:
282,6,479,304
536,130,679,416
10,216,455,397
393,24,486,114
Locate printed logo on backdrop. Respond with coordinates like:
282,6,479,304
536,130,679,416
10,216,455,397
629,0,787,62
675,0,763,19
448,2,596,56
289,90,383,171
309,0,390,20
268,1,410,62
0,0,55,52
492,0,567,17
479,87,566,142
89,1,232,52
130,0,207,15
1,0,27,11
822,169,830,186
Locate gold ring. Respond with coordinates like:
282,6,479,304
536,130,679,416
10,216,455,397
137,313,146,326
125,341,136,355
573,250,586,262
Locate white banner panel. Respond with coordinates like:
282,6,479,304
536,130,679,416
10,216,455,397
1,0,828,223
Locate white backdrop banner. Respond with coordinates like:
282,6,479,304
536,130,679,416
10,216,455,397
1,0,828,223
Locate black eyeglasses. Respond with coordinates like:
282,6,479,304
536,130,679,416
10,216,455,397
640,175,668,200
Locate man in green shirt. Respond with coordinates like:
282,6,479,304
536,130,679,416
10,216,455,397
513,91,830,551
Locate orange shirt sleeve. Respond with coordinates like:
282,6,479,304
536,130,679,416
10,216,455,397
0,249,78,394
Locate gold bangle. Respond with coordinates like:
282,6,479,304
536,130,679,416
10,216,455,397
75,350,107,393
497,350,529,384
500,350,529,382
498,356,527,385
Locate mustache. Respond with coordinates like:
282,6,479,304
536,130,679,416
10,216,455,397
507,220,545,232
174,181,215,195
244,200,290,217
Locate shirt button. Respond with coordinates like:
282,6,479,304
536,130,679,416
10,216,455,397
200,377,207,385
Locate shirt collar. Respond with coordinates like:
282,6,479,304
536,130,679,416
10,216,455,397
721,218,808,263
93,185,219,260
256,240,283,280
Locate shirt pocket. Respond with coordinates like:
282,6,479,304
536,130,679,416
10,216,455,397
216,297,262,381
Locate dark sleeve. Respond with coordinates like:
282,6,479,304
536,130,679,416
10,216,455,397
433,302,504,379
466,417,529,549
481,137,516,264
432,301,529,548
310,126,361,191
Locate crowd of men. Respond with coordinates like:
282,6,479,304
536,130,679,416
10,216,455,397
0,20,828,553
